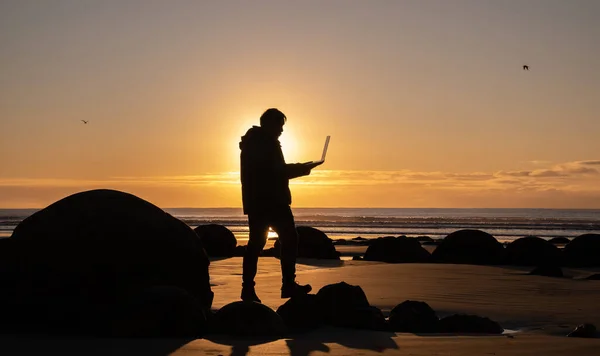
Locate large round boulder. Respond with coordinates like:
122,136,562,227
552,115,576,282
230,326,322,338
113,285,208,338
212,301,287,338
8,189,213,334
194,224,237,257
274,226,340,259
431,230,504,265
504,236,562,266
563,234,600,267
364,236,431,263
389,300,439,333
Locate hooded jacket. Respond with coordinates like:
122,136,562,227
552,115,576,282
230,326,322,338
239,126,310,215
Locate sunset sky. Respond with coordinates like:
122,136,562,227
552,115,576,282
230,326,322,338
1,0,599,208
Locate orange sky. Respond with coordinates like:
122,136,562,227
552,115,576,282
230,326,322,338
1,0,599,208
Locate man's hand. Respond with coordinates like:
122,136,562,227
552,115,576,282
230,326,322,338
302,161,324,170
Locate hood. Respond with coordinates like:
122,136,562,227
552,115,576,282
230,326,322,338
239,126,278,150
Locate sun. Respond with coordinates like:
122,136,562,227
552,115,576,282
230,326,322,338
279,129,299,162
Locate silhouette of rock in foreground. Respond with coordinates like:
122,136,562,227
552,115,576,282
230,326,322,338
274,226,340,259
563,234,600,267
212,301,287,338
548,237,570,245
389,300,439,333
505,236,562,266
276,294,323,332
438,314,504,334
194,224,237,257
5,189,213,335
315,282,388,330
363,236,430,263
567,323,597,338
431,229,505,265
529,265,564,278
113,285,207,338
585,273,600,280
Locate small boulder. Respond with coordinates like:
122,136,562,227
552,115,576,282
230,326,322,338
438,314,503,334
389,300,439,333
232,245,246,257
529,265,563,278
337,306,390,331
431,230,504,265
212,301,287,338
563,234,600,267
333,239,350,245
315,282,370,326
194,224,237,257
415,236,434,243
274,226,340,259
363,236,430,263
548,237,570,245
352,256,363,261
276,294,323,332
567,323,597,338
585,273,600,280
505,236,561,266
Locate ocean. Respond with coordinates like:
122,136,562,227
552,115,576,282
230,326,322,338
1,208,599,243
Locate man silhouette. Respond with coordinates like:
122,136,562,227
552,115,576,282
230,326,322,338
239,108,322,303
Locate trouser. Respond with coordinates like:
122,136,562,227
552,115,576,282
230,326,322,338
243,205,299,287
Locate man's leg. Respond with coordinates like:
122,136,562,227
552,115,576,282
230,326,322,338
241,213,269,303
271,206,311,298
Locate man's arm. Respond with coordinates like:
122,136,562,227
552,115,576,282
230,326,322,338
285,161,323,179
285,163,310,179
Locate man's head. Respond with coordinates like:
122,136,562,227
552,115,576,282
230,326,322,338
259,108,286,138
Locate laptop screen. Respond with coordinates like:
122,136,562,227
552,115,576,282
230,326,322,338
321,136,331,162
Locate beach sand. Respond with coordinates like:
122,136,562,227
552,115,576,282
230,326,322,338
1,258,599,355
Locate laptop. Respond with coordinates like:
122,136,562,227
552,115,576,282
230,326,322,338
306,135,330,165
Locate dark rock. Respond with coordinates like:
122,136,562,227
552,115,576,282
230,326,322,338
337,306,390,331
274,226,340,259
585,273,600,280
415,236,434,243
232,245,246,257
333,239,349,245
389,300,439,333
114,285,207,338
315,282,370,326
352,236,367,241
363,236,430,263
563,234,600,267
352,256,363,261
276,294,323,331
567,323,597,338
505,236,562,266
438,314,503,334
212,301,287,338
529,265,563,278
431,229,504,265
194,224,237,257
7,189,213,334
548,237,570,245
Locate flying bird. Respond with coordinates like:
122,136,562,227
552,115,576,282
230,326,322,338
523,65,529,71
81,120,89,124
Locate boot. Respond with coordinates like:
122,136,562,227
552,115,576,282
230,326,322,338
241,284,262,303
281,281,312,299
